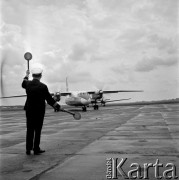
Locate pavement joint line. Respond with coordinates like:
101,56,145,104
28,154,75,180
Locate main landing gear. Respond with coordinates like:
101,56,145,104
82,106,87,112
93,104,99,110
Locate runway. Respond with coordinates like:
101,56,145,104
0,103,179,180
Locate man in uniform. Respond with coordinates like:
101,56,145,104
22,68,60,155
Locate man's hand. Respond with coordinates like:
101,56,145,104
26,70,30,77
54,103,61,112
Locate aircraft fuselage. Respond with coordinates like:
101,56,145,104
65,92,91,107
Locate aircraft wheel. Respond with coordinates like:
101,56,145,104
94,105,98,110
82,107,87,112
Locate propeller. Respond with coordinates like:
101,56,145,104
52,92,61,102
94,89,103,94
93,80,105,91
0,57,6,97
0,52,32,99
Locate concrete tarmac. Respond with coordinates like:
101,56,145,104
0,104,179,180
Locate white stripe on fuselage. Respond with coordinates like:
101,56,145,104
65,91,91,106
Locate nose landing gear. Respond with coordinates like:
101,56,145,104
82,106,87,111
93,104,99,110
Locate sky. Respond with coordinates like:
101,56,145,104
0,0,179,106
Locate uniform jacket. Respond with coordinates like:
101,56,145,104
22,77,56,113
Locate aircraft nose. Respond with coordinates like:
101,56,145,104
80,98,89,105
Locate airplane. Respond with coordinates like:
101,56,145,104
0,77,143,111
52,90,138,111
51,78,143,111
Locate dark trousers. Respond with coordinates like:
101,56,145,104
26,111,45,151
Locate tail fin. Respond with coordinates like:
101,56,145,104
66,77,69,92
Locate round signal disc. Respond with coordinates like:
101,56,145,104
73,112,81,120
24,52,32,60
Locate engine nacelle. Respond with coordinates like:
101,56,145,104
98,90,103,94
95,90,103,95
53,92,61,102
93,90,103,99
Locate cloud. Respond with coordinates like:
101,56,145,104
68,43,90,62
68,72,93,82
1,0,179,104
110,63,136,85
135,56,178,72
148,34,178,54
111,63,131,74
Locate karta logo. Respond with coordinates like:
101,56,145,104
106,158,178,179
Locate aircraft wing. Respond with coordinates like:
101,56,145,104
102,98,131,103
103,90,143,93
87,90,120,94
0,92,72,99
0,95,27,99
50,92,71,96
59,92,71,96
88,90,143,94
